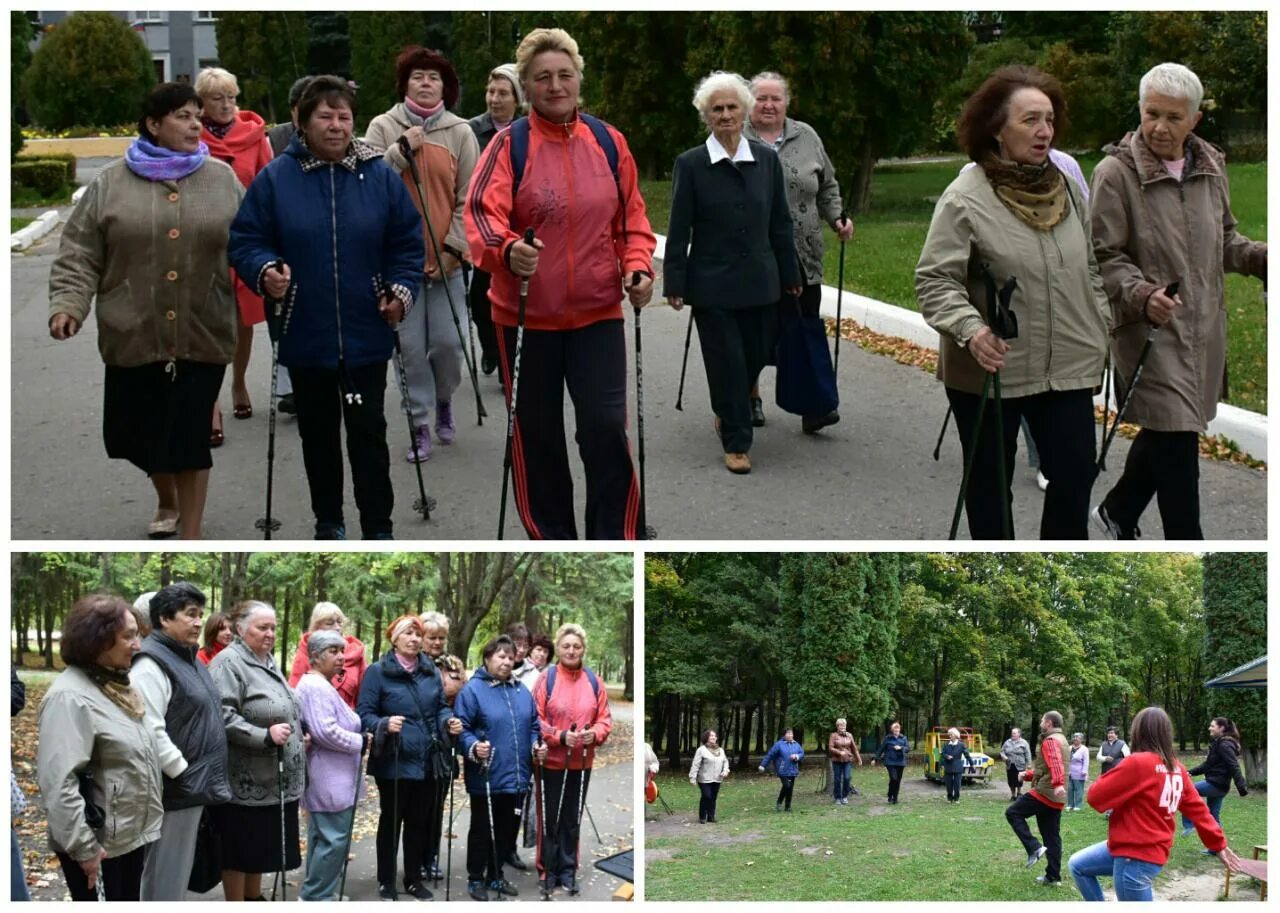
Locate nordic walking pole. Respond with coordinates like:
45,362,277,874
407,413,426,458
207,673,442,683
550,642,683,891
255,259,288,539
1099,348,1112,470
535,738,549,900
834,208,849,374
478,731,504,901
445,749,455,901
338,733,371,901
462,262,479,384
571,730,591,893
397,136,487,424
932,407,952,461
1097,281,1178,471
377,274,436,521
498,227,536,539
274,742,287,901
583,803,602,844
674,309,694,411
630,271,656,539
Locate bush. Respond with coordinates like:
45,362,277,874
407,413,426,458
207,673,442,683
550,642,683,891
12,160,67,197
11,119,24,160
24,12,155,133
17,151,76,183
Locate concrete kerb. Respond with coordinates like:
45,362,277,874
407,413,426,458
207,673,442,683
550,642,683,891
653,233,1267,461
10,210,61,251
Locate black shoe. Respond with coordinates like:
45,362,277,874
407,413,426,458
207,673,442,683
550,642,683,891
707,816,717,823
801,410,840,434
315,522,346,540
482,354,498,376
750,397,766,427
504,851,528,871
538,878,552,898
404,881,433,901
489,879,518,897
366,531,395,540
277,393,297,415
560,875,578,895
428,861,444,880
467,880,489,902
379,884,398,901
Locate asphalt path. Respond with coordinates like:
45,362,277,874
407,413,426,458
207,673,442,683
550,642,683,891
10,160,1266,540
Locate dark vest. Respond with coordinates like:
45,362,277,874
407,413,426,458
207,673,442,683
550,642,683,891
136,632,232,810
1099,738,1127,772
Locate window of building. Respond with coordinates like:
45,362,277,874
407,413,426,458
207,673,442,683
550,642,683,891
196,11,218,21
152,58,167,81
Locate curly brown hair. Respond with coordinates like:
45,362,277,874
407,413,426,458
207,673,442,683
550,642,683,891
61,594,133,668
956,65,1067,163
394,46,460,109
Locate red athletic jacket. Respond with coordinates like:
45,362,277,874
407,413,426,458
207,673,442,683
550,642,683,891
1086,751,1226,865
532,663,612,771
464,107,655,332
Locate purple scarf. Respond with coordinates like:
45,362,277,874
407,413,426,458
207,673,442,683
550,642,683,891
124,136,209,182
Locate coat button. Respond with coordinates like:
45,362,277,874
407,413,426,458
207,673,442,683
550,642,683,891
165,310,177,321
168,192,179,202
166,270,179,281
168,228,180,239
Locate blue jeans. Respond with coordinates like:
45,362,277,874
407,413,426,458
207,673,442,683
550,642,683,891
301,808,353,901
11,828,29,901
1181,779,1227,833
1068,778,1086,809
832,762,852,800
1069,840,1163,901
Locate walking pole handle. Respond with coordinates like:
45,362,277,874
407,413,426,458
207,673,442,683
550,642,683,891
519,228,536,296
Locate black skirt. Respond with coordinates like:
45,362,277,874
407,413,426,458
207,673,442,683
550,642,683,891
212,800,302,873
102,360,226,474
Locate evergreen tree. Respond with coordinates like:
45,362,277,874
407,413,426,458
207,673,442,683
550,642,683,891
1201,552,1266,779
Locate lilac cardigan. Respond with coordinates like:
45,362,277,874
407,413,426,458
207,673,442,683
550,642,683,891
1069,744,1090,781
297,672,365,813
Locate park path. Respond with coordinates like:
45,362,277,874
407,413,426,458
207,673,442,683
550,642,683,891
9,160,1265,540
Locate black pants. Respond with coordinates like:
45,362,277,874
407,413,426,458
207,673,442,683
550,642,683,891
947,386,1096,539
537,767,590,884
1007,764,1024,794
1101,428,1202,539
424,776,449,874
375,776,431,890
290,361,393,538
468,267,499,365
886,765,904,802
694,303,777,453
945,771,963,801
697,781,721,821
775,776,796,809
467,790,519,883
57,845,146,901
497,320,640,539
502,791,527,860
1006,793,1062,881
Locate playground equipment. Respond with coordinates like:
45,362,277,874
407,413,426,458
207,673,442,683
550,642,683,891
922,726,994,782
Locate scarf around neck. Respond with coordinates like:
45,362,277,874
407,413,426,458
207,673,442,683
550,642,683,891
202,117,234,140
85,665,146,720
980,152,1068,231
125,136,209,182
405,96,444,121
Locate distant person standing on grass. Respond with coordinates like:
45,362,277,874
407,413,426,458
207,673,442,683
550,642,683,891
689,729,731,823
759,727,805,812
1005,710,1068,887
1096,726,1130,776
1180,717,1248,838
826,717,861,804
871,720,909,804
1068,732,1090,810
940,727,971,803
1000,727,1033,800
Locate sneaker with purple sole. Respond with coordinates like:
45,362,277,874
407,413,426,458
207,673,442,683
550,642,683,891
405,424,432,463
435,400,455,444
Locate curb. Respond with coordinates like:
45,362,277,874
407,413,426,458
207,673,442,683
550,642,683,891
10,209,61,252
654,234,1267,462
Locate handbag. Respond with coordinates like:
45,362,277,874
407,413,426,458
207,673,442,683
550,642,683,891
186,807,223,893
774,300,839,417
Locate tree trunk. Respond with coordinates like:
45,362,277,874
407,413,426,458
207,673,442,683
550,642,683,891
160,553,173,587
623,601,634,702
852,136,876,215
738,703,754,771
665,694,680,769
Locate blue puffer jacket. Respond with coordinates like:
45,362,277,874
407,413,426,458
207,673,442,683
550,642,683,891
228,135,422,369
356,651,454,781
761,738,805,778
455,668,541,797
875,734,910,768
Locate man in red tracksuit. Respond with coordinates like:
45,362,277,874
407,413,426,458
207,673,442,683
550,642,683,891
1006,710,1068,885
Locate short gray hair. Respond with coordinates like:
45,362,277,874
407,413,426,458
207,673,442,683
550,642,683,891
235,600,275,635
749,70,789,103
554,622,587,650
308,629,346,659
692,71,753,126
1072,732,1085,742
420,611,450,632
195,66,239,99
1139,62,1203,115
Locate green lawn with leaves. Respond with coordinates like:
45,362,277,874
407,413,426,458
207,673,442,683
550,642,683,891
11,217,35,232
639,158,1267,414
644,762,1267,901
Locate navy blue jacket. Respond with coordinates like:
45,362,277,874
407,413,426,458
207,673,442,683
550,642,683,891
875,734,910,768
760,738,805,778
455,668,541,796
940,740,972,774
228,136,422,369
357,650,454,781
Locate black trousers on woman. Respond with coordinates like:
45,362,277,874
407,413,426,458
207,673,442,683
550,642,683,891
694,303,778,453
945,771,963,801
775,776,796,810
467,267,499,368
886,765,904,802
946,386,1096,539
375,776,431,891
290,361,393,538
1100,428,1202,539
467,791,519,883
538,767,590,885
698,781,721,822
58,845,146,901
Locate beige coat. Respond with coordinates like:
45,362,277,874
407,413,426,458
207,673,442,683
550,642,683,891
916,165,1110,398
36,666,164,861
48,157,243,368
688,745,730,784
1090,131,1266,431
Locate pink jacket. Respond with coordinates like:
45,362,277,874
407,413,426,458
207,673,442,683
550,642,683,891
533,663,612,771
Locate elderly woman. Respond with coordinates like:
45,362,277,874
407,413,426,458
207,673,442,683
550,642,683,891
917,66,1110,539
826,717,861,805
744,70,853,433
532,623,613,894
688,729,730,823
230,75,423,540
665,71,802,474
1068,732,1090,811
356,615,461,901
129,583,231,901
366,47,479,460
872,720,910,804
48,82,242,540
287,601,368,709
197,611,233,665
467,64,524,376
36,595,162,900
419,609,455,880
1090,63,1267,540
207,601,304,902
296,629,367,902
195,66,273,445
466,28,656,539
456,635,546,901
759,726,805,811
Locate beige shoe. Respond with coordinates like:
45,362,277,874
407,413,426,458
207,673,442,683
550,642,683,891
147,512,179,539
725,452,751,474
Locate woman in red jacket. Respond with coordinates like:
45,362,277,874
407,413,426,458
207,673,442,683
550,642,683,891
465,28,656,540
287,602,367,709
1068,706,1242,901
196,67,274,445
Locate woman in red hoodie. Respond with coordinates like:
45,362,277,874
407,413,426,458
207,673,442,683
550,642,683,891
1068,706,1242,901
287,602,368,709
196,67,274,445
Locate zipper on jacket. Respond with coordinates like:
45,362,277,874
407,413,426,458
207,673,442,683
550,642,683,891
1039,234,1054,384
329,165,346,366
1178,180,1203,426
502,684,522,780
564,131,576,302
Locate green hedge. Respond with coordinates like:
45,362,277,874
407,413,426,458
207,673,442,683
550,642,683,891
17,152,76,183
12,160,67,196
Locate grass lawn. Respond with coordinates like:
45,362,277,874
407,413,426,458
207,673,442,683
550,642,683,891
11,216,35,232
639,157,1267,415
645,760,1267,901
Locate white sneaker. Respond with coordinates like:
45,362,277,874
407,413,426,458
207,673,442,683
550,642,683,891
1026,846,1048,867
1036,470,1049,491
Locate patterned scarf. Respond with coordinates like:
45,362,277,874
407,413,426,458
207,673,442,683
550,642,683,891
980,152,1068,231
85,665,145,720
202,117,234,140
124,135,209,182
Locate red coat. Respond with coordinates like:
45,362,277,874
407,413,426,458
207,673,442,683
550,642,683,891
202,109,273,325
288,632,368,710
1086,751,1226,865
532,662,612,771
196,640,227,665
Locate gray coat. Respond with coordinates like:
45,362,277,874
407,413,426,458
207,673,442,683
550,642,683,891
1000,737,1032,771
744,118,843,284
208,639,304,806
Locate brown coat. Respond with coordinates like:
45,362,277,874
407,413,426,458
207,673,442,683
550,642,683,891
1090,131,1266,431
827,730,861,764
